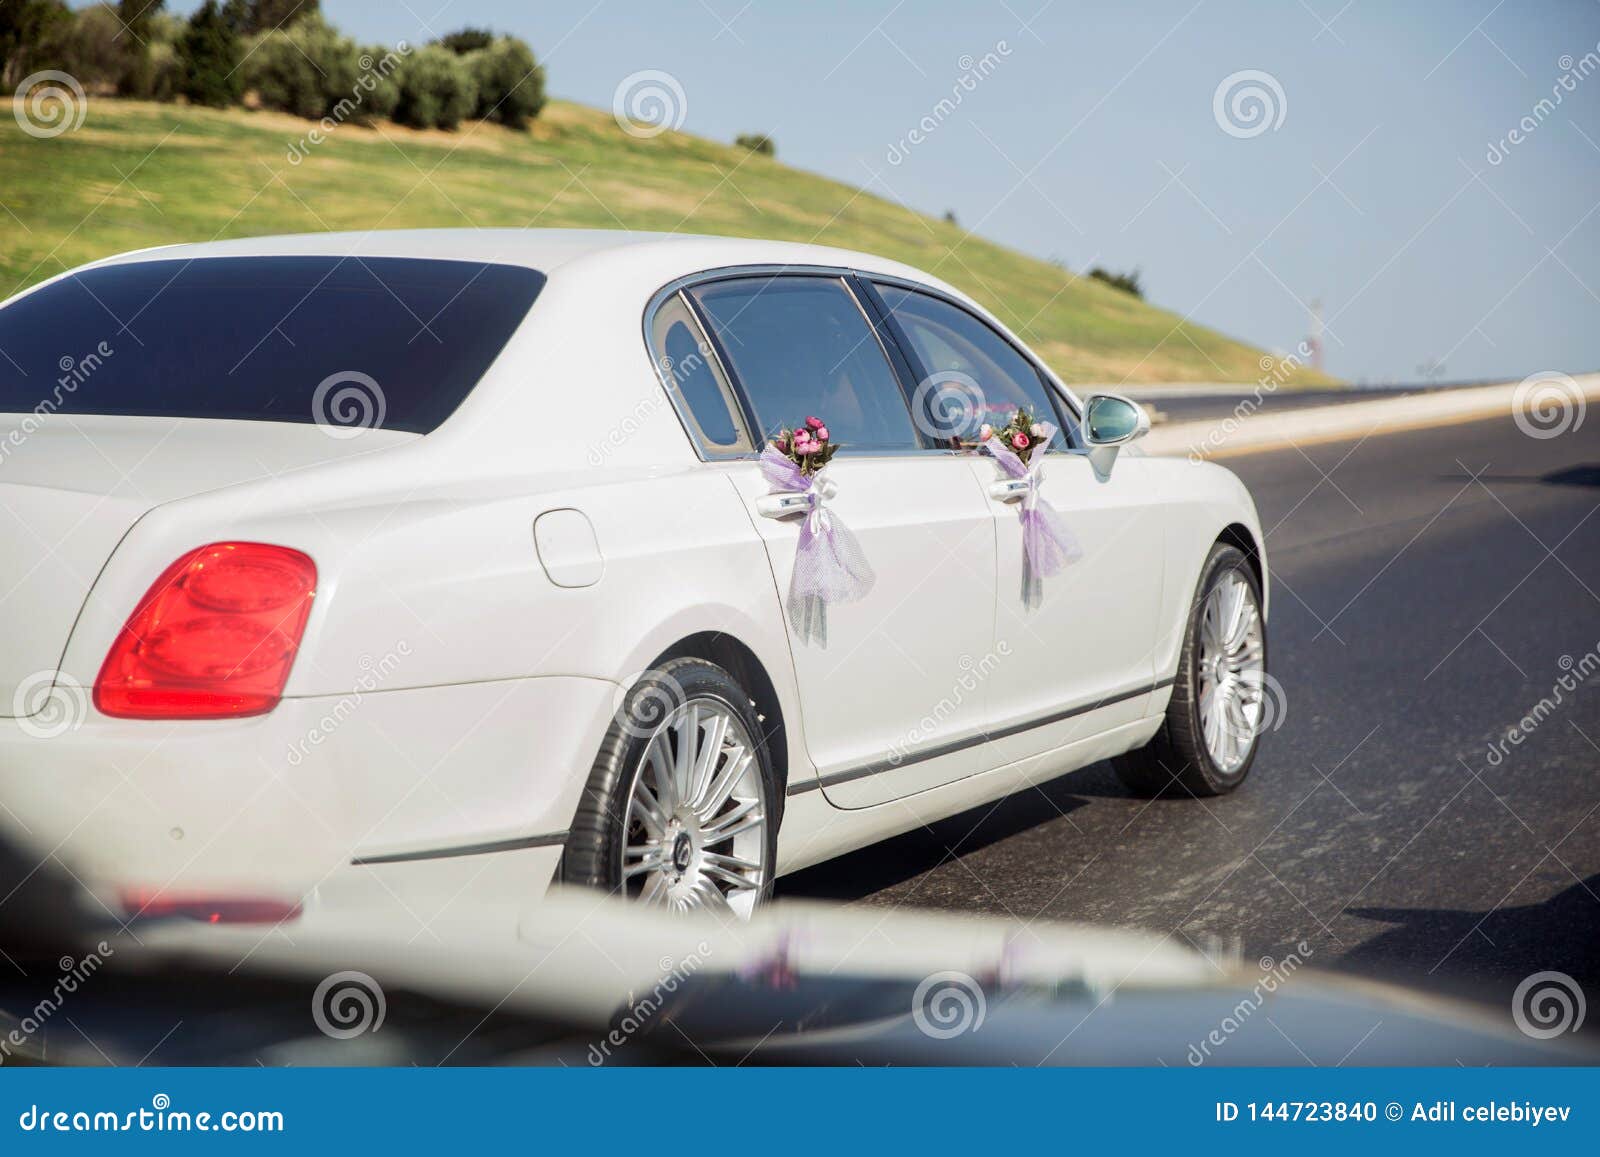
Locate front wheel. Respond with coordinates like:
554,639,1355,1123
564,658,778,917
1113,542,1268,797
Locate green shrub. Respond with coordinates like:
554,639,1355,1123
177,0,241,107
243,15,402,123
222,0,319,36
735,133,774,157
1087,266,1143,299
437,27,493,55
464,36,543,128
57,3,122,92
393,44,476,130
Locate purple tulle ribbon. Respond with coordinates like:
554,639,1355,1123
759,446,876,645
982,424,1083,605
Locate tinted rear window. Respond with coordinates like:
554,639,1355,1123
0,256,544,433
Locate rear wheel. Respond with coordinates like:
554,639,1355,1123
1113,542,1267,797
564,658,777,917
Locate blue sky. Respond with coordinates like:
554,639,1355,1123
169,1,1600,383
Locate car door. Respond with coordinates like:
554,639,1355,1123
869,281,1166,770
663,272,999,807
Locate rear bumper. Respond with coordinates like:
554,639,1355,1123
0,675,617,910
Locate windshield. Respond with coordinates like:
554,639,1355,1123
0,256,545,433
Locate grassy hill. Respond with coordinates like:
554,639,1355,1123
1,98,1331,385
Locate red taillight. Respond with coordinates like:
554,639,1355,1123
94,542,317,719
119,888,303,925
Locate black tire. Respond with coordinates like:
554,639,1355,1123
562,657,780,907
1113,542,1267,798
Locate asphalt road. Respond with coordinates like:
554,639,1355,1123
782,412,1600,1032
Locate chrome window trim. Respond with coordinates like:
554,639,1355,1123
647,290,756,457
642,263,1085,463
863,272,1085,449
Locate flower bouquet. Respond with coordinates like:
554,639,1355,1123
770,416,836,476
978,407,1081,605
758,416,874,645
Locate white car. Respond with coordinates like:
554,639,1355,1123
0,230,1268,924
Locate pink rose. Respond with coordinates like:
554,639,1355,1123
805,416,824,430
1011,432,1030,450
816,426,829,442
979,424,993,440
796,442,816,455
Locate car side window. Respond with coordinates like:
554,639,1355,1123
874,283,1078,449
688,276,921,452
649,293,752,454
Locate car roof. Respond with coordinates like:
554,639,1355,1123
88,228,970,300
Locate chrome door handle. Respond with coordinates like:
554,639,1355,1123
756,491,812,518
988,479,1029,502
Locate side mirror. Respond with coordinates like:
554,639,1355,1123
1082,393,1150,478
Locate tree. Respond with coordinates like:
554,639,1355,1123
464,36,543,128
393,44,476,130
115,0,163,97
735,133,775,157
437,27,493,55
177,0,241,107
0,0,73,90
223,0,319,36
1087,266,1143,299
